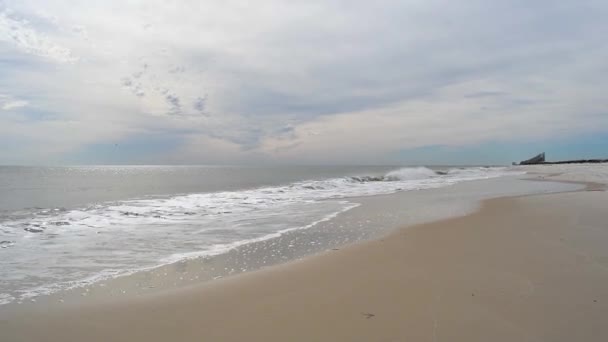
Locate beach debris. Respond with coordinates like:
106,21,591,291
362,312,375,319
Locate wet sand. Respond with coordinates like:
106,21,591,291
2,183,608,341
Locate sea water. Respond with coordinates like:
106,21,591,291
0,165,519,305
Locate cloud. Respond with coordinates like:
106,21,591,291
193,96,207,115
0,0,607,164
165,93,181,115
258,77,608,164
0,7,77,63
0,94,28,110
464,91,508,99
1,99,28,110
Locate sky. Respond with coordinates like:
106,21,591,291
1,0,607,165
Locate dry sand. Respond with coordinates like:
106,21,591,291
2,187,608,341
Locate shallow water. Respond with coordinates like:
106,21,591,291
0,165,519,305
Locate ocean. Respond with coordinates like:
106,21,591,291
0,165,519,305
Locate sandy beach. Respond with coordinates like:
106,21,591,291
3,0,607,339
2,170,607,341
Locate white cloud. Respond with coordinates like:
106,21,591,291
1,99,28,110
0,0,607,164
0,8,77,63
259,76,608,163
0,93,29,110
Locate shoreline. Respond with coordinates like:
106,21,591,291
0,175,579,312
3,173,607,340
0,166,522,308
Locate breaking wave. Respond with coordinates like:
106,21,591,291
0,166,519,305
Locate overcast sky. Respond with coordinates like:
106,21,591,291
1,0,607,165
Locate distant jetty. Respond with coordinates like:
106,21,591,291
519,152,546,165
514,152,608,165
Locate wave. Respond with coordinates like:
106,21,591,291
348,166,507,183
0,166,520,305
383,166,440,181
0,167,514,241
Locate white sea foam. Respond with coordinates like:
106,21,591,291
0,293,14,306
159,201,361,265
0,166,520,305
384,166,439,181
